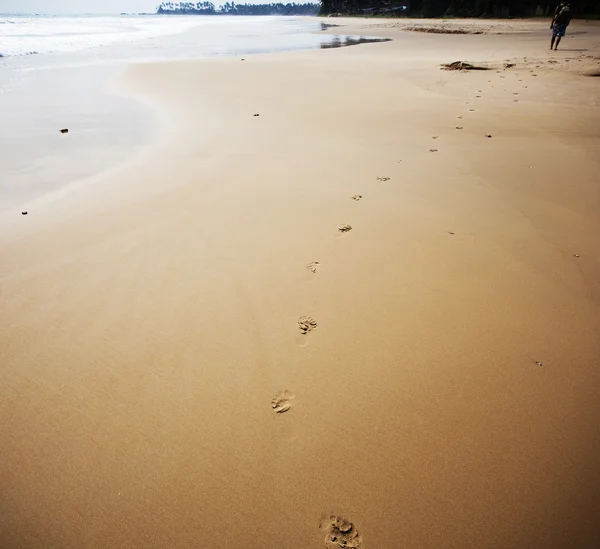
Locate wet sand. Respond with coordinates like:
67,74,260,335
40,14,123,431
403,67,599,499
1,18,600,549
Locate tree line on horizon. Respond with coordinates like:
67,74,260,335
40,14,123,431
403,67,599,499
156,1,320,15
319,0,600,16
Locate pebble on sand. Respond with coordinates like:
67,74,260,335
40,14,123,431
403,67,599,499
60,129,69,134
22,211,28,215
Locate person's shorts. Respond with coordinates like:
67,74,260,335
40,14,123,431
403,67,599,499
552,24,567,37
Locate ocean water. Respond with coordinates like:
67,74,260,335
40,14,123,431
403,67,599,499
0,15,385,213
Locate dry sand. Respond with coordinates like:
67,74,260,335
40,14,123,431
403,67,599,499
1,18,600,549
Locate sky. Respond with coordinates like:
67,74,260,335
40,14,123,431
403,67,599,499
0,0,174,14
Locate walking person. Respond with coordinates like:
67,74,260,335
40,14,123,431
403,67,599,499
551,2,572,50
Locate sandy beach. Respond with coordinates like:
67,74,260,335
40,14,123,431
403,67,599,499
1,17,600,548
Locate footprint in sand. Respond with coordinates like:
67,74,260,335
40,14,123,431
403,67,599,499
271,390,295,414
296,316,317,346
455,126,463,130
298,316,317,335
338,224,352,233
322,516,362,549
376,176,390,182
469,109,475,112
351,195,362,201
306,261,320,274
476,95,482,98
429,148,438,153
296,316,318,347
457,116,463,119
432,136,439,139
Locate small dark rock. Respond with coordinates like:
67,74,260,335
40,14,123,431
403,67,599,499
485,134,492,138
253,114,259,117
60,128,69,134
22,211,28,215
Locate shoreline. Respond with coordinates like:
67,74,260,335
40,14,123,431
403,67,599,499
0,16,376,222
0,60,157,220
1,18,600,548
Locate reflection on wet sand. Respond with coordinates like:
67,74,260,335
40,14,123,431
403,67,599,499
321,35,392,48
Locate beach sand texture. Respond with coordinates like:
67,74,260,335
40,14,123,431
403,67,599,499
1,18,600,548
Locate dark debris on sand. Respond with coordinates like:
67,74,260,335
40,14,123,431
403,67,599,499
441,61,489,71
407,27,483,35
